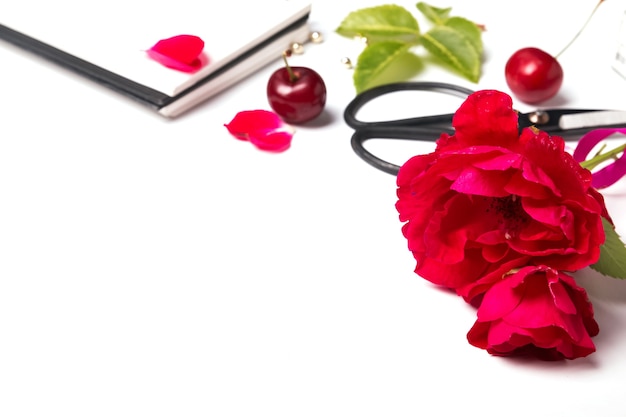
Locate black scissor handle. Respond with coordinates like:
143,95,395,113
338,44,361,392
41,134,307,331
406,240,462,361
346,82,623,176
349,127,445,176
343,81,475,130
346,82,475,176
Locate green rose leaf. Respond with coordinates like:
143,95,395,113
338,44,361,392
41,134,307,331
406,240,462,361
416,2,452,25
590,217,626,279
353,41,415,93
421,21,482,83
335,4,420,44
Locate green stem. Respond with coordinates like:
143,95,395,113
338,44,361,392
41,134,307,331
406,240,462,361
580,142,626,171
554,0,604,59
282,52,298,83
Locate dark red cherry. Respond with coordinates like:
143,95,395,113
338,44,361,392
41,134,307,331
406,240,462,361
504,47,563,104
266,53,327,124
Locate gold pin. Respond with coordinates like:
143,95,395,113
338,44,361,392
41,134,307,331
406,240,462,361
309,31,324,44
290,42,304,55
341,57,353,69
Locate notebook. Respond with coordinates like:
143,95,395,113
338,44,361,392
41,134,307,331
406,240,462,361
0,0,312,118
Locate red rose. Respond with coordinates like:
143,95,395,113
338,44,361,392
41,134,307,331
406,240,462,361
396,90,607,301
466,265,599,360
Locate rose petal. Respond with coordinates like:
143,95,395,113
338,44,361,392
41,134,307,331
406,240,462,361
147,35,205,72
225,110,287,139
452,90,519,148
224,110,295,152
249,131,293,152
573,128,626,189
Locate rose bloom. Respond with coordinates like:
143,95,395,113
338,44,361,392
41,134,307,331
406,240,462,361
396,90,608,302
466,265,599,360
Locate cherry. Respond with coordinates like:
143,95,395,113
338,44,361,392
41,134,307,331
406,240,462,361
267,52,327,124
505,48,563,104
504,0,603,103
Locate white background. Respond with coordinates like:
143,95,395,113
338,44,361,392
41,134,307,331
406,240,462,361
2,1,626,416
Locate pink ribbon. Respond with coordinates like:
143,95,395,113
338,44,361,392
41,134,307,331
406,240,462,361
572,128,626,189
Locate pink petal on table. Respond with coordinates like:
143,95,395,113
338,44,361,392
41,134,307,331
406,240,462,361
147,35,206,73
224,110,295,152
573,128,626,189
249,130,294,152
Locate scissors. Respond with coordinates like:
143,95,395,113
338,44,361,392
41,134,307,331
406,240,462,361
344,81,626,175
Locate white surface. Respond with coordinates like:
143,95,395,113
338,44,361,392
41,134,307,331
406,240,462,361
1,1,626,416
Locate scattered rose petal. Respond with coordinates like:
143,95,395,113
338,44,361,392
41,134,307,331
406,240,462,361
224,110,295,152
147,35,206,73
573,128,626,189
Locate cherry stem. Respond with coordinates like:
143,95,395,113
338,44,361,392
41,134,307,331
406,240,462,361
554,0,604,59
282,51,298,83
580,142,626,171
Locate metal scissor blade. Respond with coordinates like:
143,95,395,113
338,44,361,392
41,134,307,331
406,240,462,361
559,110,626,130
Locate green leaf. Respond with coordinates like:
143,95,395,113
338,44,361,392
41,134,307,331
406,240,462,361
353,41,419,93
421,23,482,82
335,4,420,44
335,3,484,92
416,2,452,25
590,217,626,279
445,17,483,55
